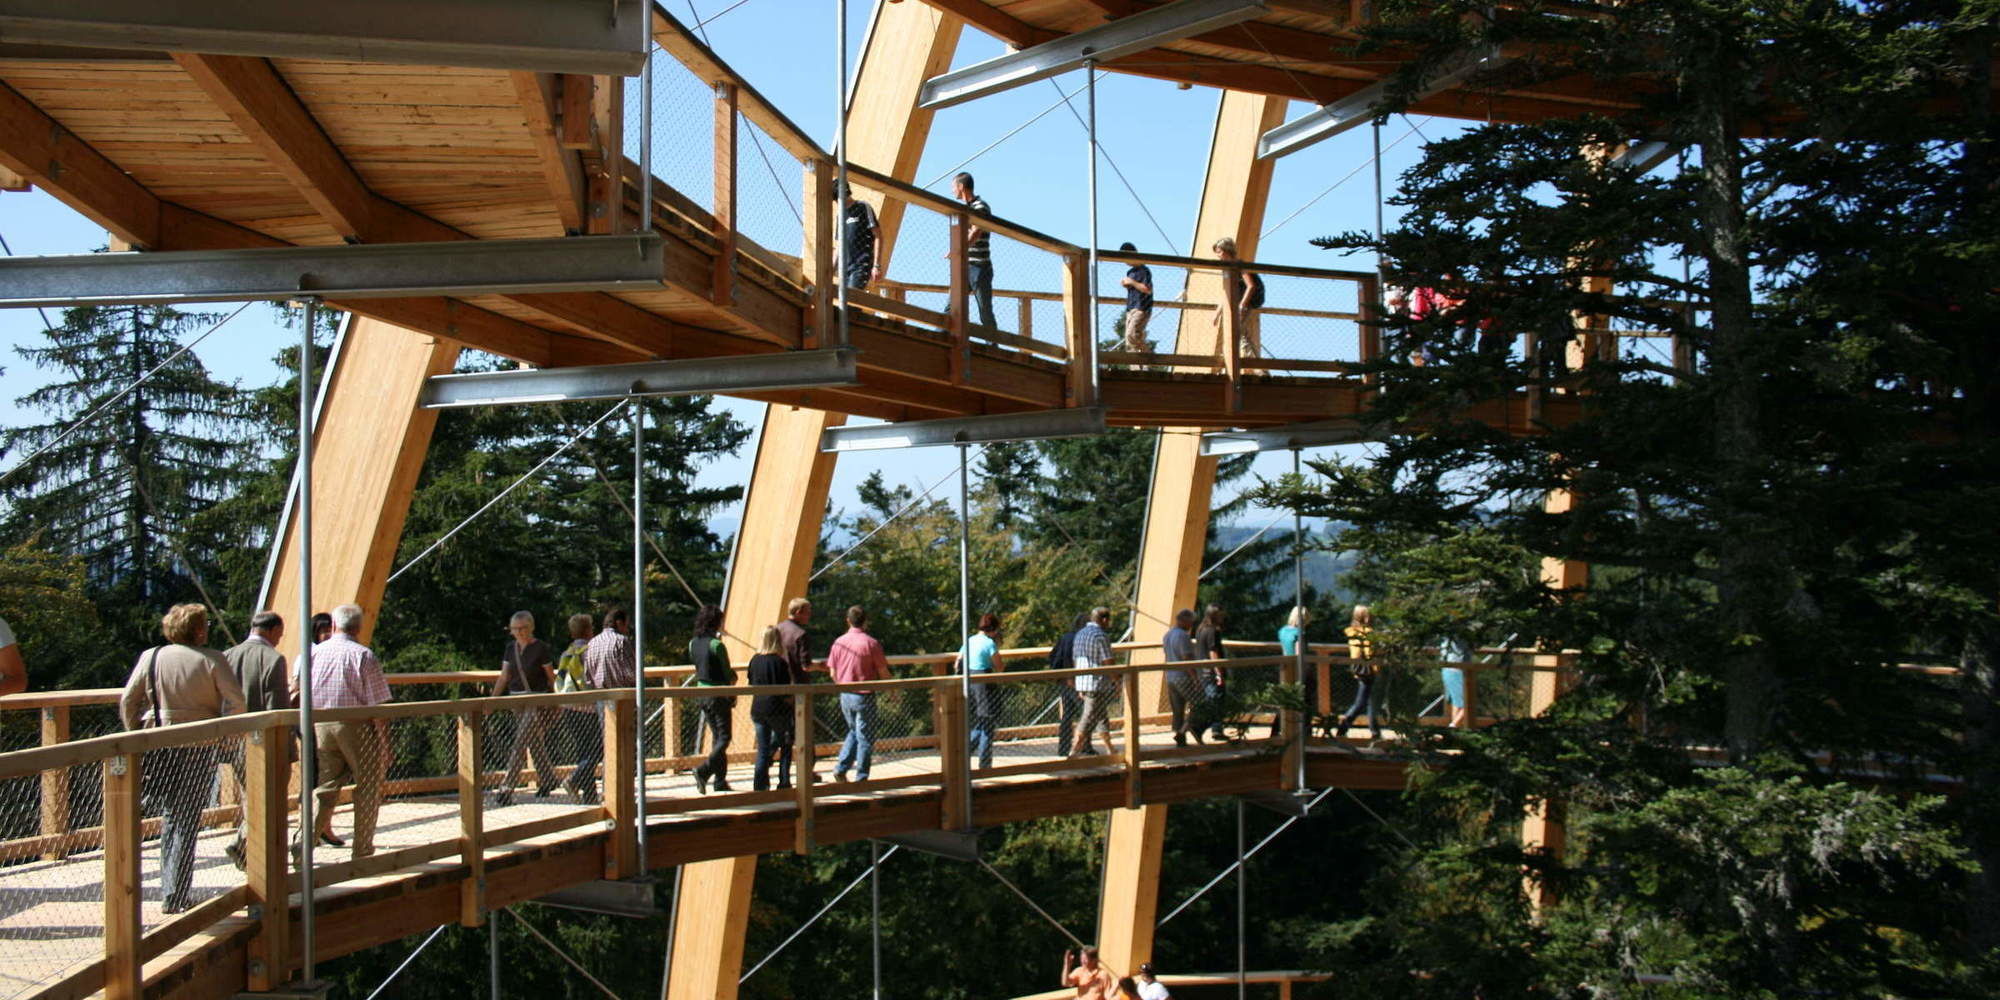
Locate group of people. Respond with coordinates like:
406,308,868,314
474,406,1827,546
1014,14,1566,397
835,172,1266,362
1063,948,1177,999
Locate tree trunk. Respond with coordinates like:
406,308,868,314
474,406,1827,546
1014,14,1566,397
1962,621,2000,953
1698,94,1780,762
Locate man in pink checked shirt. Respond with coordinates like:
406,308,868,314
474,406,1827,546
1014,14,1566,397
301,603,391,858
825,605,889,782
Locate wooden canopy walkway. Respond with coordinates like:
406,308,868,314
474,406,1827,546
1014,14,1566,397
0,4,1599,434
0,644,1559,1000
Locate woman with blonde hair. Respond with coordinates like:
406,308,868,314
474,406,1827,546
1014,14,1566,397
1209,236,1265,358
747,624,798,790
1335,605,1383,742
118,603,245,912
1273,605,1316,737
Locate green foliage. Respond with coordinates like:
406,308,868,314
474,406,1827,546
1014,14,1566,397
0,539,119,694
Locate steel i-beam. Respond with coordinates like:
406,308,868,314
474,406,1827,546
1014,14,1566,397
1199,418,1376,455
0,235,667,308
418,349,860,408
917,0,1267,110
1256,47,1506,160
819,407,1107,452
0,0,649,75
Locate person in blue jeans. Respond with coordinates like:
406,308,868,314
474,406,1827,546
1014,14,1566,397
827,605,890,781
955,612,1003,769
948,171,997,329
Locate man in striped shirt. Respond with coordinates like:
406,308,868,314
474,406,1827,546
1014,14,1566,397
950,171,998,330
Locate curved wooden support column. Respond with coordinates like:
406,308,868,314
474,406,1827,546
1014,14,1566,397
260,315,461,659
663,5,961,999
1105,89,1287,974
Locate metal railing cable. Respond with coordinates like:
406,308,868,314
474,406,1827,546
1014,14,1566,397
386,401,628,584
0,301,253,488
924,76,1098,191
738,844,902,984
682,1,801,225
1198,509,1289,581
809,445,987,582
1044,77,1178,255
362,925,447,1000
511,907,628,1000
979,858,1090,950
1156,788,1332,927
1260,117,1427,242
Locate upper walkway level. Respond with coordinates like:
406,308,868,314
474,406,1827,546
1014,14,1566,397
0,642,1570,1000
0,4,1608,434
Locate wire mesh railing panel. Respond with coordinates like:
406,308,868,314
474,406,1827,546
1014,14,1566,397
877,196,955,320
851,684,940,778
479,702,600,821
977,233,1060,343
0,759,109,998
1098,261,1201,359
135,734,247,932
978,675,1092,764
1251,273,1364,375
629,44,716,216
734,114,806,273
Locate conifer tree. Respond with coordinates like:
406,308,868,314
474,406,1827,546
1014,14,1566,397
2,305,251,648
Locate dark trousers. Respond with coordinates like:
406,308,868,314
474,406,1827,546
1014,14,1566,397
562,709,604,798
1204,676,1228,740
1054,685,1082,755
1167,674,1201,743
968,259,996,328
500,705,559,798
146,745,217,910
696,697,734,787
1336,675,1383,739
753,716,793,790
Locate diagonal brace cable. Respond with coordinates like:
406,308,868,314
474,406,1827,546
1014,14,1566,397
363,924,447,1000
740,845,902,983
387,401,627,584
809,445,986,582
979,858,1089,950
510,907,628,1000
1156,788,1331,927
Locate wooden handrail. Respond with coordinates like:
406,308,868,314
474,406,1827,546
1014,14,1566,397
843,163,1077,256
1097,246,1377,283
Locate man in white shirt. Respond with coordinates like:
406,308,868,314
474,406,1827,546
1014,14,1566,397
1134,962,1172,999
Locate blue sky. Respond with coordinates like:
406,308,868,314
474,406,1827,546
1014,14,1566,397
0,1,1444,534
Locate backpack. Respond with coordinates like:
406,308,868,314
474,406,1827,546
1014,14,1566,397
555,641,592,693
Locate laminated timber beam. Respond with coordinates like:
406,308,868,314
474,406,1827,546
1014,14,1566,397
1101,88,1290,982
662,5,962,1000
0,0,650,75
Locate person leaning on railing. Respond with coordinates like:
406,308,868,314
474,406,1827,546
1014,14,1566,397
303,603,390,859
118,602,246,913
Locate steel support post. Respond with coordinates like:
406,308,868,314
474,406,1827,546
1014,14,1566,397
632,401,648,865
958,441,973,823
1086,58,1101,402
296,297,318,986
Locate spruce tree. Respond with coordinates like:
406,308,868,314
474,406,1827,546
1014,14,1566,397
2,305,252,653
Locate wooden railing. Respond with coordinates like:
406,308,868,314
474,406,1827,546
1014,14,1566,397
0,642,1587,1000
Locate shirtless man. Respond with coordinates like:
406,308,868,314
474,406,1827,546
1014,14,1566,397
1062,946,1117,1000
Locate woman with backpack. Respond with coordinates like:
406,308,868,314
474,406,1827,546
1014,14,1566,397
1210,237,1265,359
1334,605,1384,743
555,613,602,801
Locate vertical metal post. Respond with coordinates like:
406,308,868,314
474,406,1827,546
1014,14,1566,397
640,31,653,235
1293,447,1308,790
957,442,973,821
1237,797,1247,1000
632,400,648,864
1084,60,1101,401
296,297,318,986
870,839,883,1000
833,0,851,350
488,910,500,1000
